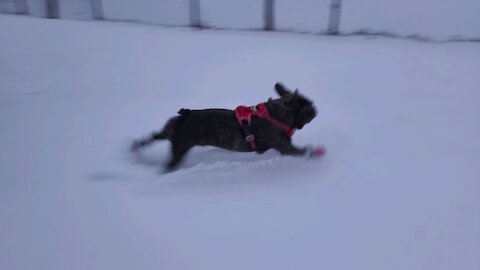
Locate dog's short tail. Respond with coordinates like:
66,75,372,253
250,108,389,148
178,108,191,118
161,108,190,138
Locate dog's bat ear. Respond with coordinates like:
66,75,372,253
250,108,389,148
275,82,292,97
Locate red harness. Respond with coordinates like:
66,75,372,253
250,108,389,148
234,103,295,149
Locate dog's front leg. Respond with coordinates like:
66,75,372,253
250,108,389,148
274,142,326,158
274,142,307,156
166,141,193,171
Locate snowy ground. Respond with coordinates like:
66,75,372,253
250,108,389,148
1,15,479,270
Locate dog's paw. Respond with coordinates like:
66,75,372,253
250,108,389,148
305,145,327,159
130,136,155,152
130,140,143,152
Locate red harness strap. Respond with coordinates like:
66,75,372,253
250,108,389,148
234,103,295,149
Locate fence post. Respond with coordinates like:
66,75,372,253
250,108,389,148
327,0,342,35
189,0,202,28
264,0,275,31
14,0,29,15
90,0,104,20
46,0,60,19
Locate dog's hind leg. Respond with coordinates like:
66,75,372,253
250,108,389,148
166,141,193,171
131,115,182,152
131,130,167,151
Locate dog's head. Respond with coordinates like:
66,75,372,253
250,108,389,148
273,83,317,129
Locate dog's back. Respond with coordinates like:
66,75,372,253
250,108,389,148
170,108,250,152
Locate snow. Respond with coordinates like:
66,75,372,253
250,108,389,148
1,15,480,270
341,0,480,40
102,0,480,39
2,0,480,39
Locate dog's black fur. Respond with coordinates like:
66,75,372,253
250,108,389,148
132,83,317,170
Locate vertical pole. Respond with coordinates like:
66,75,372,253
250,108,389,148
189,0,201,28
46,0,60,19
14,0,29,15
264,0,275,31
327,0,342,35
90,0,104,20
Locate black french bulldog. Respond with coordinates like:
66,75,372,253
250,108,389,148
131,82,324,170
